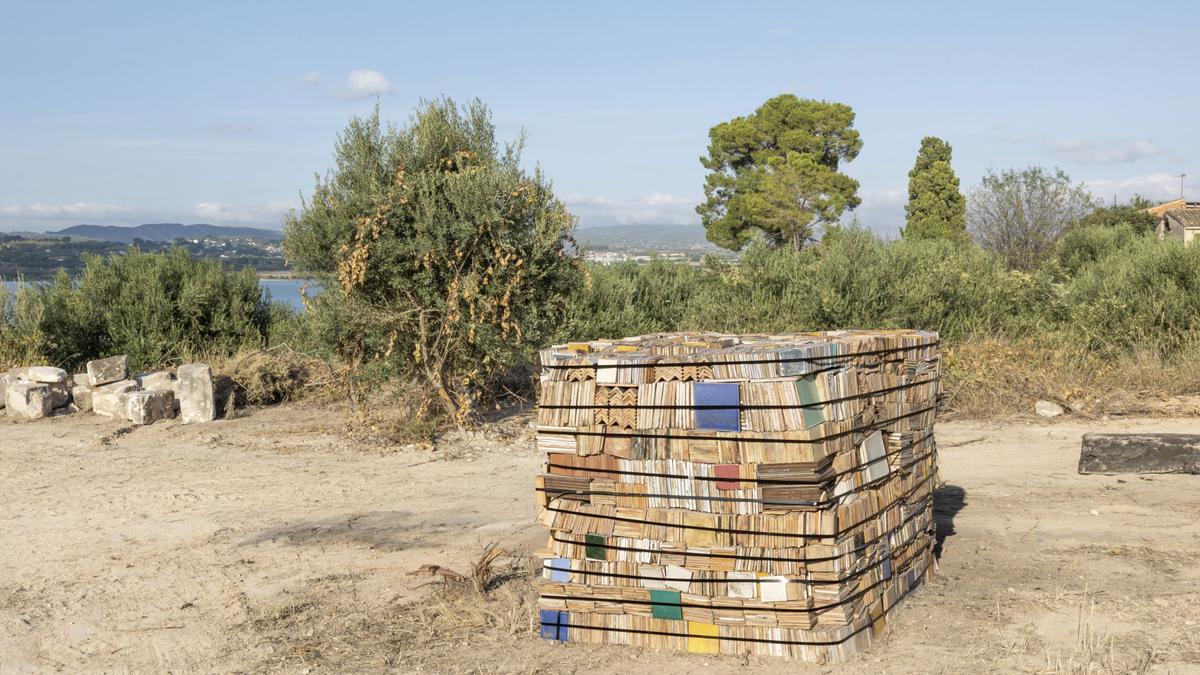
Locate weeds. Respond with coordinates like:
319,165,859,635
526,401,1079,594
246,545,540,672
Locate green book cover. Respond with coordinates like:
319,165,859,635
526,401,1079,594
650,590,683,620
584,533,606,561
795,375,825,428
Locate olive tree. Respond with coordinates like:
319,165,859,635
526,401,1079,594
284,99,583,423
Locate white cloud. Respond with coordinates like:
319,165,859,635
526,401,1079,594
338,69,393,99
0,199,296,232
1052,138,1163,165
210,122,255,136
844,188,906,238
565,192,700,228
192,200,297,225
302,71,322,86
1082,173,1192,202
0,201,131,221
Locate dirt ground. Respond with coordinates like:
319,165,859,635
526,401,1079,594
2,405,1199,673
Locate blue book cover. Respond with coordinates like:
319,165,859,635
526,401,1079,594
539,609,568,640
694,382,740,431
546,557,570,582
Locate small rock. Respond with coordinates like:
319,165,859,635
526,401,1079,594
86,355,128,386
1035,400,1064,418
6,381,52,419
123,389,175,425
1089,509,1100,516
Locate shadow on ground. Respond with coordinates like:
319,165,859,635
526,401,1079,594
933,484,966,559
237,510,466,551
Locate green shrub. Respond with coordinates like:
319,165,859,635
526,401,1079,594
0,281,48,370
563,259,711,340
1053,223,1141,277
567,230,1059,342
3,247,269,372
1064,237,1200,352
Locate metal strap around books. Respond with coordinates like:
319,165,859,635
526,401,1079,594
543,470,939,541
539,540,929,612
542,403,939,445
538,449,938,508
542,340,940,370
547,501,934,568
545,430,935,486
538,377,939,411
539,557,932,647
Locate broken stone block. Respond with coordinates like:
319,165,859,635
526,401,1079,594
72,383,95,412
0,372,11,409
93,380,139,418
122,389,176,425
136,370,176,393
6,381,52,419
47,381,70,409
14,366,69,384
177,363,216,423
87,355,128,386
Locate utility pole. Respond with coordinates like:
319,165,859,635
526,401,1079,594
1179,173,1187,200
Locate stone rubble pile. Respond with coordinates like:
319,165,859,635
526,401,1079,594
2,355,216,425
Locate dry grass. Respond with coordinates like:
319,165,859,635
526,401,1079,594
243,544,555,673
943,335,1200,419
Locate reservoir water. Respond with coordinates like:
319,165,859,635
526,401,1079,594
4,278,313,311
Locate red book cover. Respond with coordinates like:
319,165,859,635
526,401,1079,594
714,464,741,490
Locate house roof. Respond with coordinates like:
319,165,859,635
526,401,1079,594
1146,198,1188,218
1166,208,1200,229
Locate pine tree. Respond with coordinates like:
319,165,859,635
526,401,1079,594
698,95,862,251
902,137,966,241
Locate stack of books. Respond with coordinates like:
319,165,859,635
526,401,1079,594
534,331,941,662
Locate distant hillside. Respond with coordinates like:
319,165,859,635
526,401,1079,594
49,223,283,243
575,224,719,251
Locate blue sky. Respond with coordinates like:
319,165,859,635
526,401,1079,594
1,1,1196,236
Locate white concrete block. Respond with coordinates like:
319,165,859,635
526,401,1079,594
177,364,215,423
6,381,52,419
122,390,176,425
86,356,128,386
93,380,139,418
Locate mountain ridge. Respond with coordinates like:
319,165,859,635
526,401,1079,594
48,223,283,243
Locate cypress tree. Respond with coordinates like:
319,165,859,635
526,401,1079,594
902,137,966,241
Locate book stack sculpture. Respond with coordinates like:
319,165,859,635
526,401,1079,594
534,331,941,662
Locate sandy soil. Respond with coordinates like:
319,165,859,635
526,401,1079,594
1,406,1199,673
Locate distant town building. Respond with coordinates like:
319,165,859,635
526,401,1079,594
1146,198,1200,245
584,251,630,265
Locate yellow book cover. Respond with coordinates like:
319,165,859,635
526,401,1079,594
687,621,720,654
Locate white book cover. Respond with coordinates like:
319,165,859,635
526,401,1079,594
759,575,790,602
728,570,757,599
664,564,693,592
639,564,667,590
